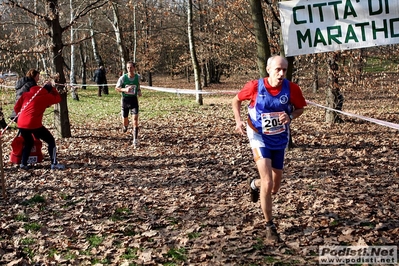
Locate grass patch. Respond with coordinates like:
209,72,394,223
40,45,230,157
166,216,179,225
363,57,398,72
121,247,139,260
87,234,104,248
0,85,203,128
20,237,35,245
187,232,200,239
253,237,264,250
15,214,28,222
48,248,58,258
165,247,187,262
123,225,138,236
110,207,131,221
59,193,72,200
264,256,278,264
21,194,46,206
22,247,35,259
63,249,77,260
329,219,339,227
24,222,41,232
359,221,375,228
66,86,199,125
91,258,110,264
19,238,37,259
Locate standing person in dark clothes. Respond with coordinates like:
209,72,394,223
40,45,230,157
93,65,108,97
10,69,40,122
14,80,65,170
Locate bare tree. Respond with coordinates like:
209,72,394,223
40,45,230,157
109,2,128,74
188,0,202,105
3,0,108,137
326,52,344,123
70,0,79,101
88,16,103,68
79,42,88,90
249,0,270,78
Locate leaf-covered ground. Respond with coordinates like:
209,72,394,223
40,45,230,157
0,75,398,265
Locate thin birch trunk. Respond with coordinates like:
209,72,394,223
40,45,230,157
188,0,202,105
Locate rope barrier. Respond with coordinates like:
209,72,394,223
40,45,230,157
306,100,399,131
1,82,239,95
1,82,398,131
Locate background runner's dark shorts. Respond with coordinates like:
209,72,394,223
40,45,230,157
121,96,139,117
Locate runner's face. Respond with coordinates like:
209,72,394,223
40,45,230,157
127,64,135,75
267,58,287,87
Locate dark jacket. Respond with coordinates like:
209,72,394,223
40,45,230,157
15,77,37,102
10,77,37,120
93,68,106,84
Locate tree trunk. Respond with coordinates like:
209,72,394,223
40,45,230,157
48,0,71,138
279,25,296,149
110,2,128,74
326,52,344,124
186,66,190,83
69,0,78,101
147,70,152,87
312,57,319,93
133,3,137,62
188,0,202,105
35,0,49,75
5,0,109,137
202,64,208,88
352,49,364,84
79,43,87,90
89,16,103,67
249,0,270,78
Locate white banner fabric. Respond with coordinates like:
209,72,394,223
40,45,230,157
279,0,399,56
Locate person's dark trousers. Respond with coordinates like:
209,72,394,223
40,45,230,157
103,85,109,95
0,118,6,129
0,109,7,128
97,84,103,97
103,78,109,95
20,126,56,165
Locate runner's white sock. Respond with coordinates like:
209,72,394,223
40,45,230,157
251,180,258,190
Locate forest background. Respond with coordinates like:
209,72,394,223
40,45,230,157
0,0,398,265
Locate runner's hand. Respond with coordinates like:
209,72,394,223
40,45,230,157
235,121,246,135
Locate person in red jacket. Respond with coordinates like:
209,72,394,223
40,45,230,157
14,81,65,170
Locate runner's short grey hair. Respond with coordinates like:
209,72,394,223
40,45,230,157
267,55,288,66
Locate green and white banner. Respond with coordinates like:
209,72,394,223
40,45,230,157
279,0,399,56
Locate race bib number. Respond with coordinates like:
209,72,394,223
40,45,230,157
27,156,38,164
122,85,137,95
261,112,286,135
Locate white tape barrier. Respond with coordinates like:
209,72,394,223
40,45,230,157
1,82,238,95
0,84,15,89
140,85,237,95
306,100,399,131
2,82,398,131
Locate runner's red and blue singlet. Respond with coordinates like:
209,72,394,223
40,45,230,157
247,78,292,150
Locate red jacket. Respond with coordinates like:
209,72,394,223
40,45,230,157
14,85,61,129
